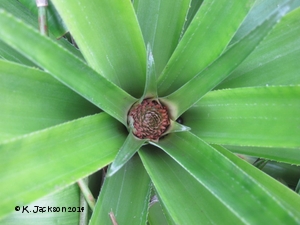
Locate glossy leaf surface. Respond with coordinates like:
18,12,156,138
141,44,158,99
0,0,82,60
157,0,255,95
214,145,300,220
162,3,292,119
230,0,300,44
0,10,136,124
1,0,299,224
107,132,146,177
182,0,203,32
226,153,300,188
0,1,37,66
154,132,300,224
133,0,190,76
51,0,146,97
139,146,243,225
0,60,99,142
0,39,36,67
90,155,151,225
219,7,300,89
183,86,300,148
225,145,300,165
0,1,37,27
0,113,125,219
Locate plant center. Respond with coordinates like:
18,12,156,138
128,99,170,141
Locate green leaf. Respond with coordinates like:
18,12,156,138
182,0,203,32
230,0,300,44
157,0,255,95
0,1,37,66
0,60,99,142
139,146,243,224
148,191,177,225
0,0,37,28
0,113,125,220
235,155,300,189
18,0,68,38
0,9,136,124
224,145,300,165
90,155,151,225
0,39,36,67
161,3,292,119
153,132,300,224
183,86,300,148
218,7,300,89
260,160,300,188
141,44,158,99
51,0,146,97
214,145,300,220
163,120,190,135
148,201,171,225
133,0,190,76
0,0,83,60
0,184,80,225
107,132,146,177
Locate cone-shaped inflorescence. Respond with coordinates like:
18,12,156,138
128,99,170,141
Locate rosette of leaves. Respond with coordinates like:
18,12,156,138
0,0,300,224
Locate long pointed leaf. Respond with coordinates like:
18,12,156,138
0,0,38,34
141,44,158,99
107,132,146,177
0,0,83,60
183,86,300,148
0,113,125,220
218,7,300,89
224,145,300,165
90,155,151,225
0,39,36,67
214,144,300,220
182,0,203,32
157,0,255,95
0,1,38,66
51,0,146,97
153,132,300,224
133,0,190,76
139,146,244,224
233,155,300,188
230,0,300,44
161,3,292,119
0,60,99,142
0,10,136,124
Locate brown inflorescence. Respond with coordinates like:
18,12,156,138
128,99,170,141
